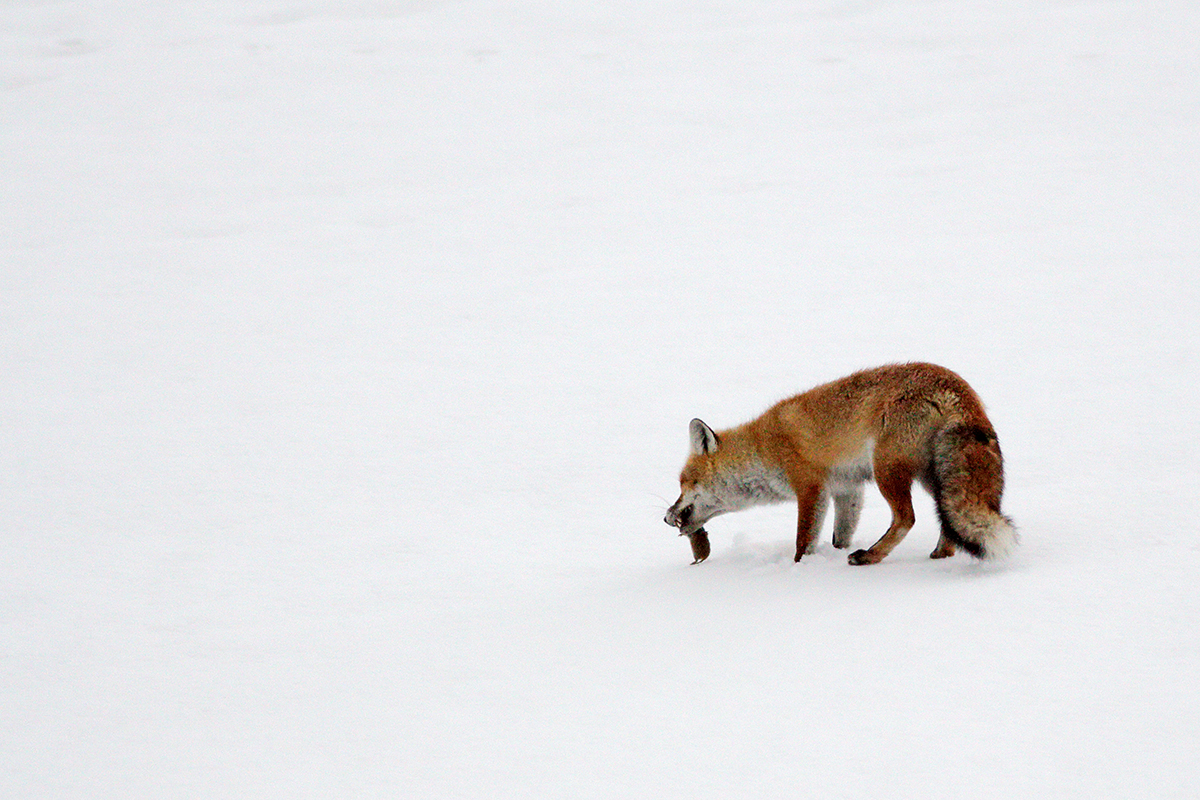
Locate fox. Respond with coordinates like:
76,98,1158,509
664,363,1016,565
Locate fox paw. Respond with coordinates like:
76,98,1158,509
848,549,879,566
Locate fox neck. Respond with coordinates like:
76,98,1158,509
717,454,794,510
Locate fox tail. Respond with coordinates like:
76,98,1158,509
930,423,1018,559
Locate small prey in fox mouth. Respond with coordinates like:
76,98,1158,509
664,497,696,532
664,499,711,564
679,526,710,564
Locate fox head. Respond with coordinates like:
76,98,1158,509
664,419,727,535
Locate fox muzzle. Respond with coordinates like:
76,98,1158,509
664,503,693,529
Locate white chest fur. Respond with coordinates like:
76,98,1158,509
827,440,875,491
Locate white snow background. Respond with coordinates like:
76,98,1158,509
3,0,1199,797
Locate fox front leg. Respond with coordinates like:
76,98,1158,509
831,487,864,549
793,483,827,562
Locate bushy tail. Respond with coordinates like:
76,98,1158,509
931,423,1018,560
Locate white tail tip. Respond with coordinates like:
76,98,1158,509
983,518,1019,560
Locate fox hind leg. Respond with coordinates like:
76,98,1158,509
922,467,958,559
930,531,958,559
849,466,915,565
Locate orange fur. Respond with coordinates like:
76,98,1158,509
665,363,1016,565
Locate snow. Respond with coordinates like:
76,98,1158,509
3,0,1199,796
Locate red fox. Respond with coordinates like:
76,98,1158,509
664,363,1016,565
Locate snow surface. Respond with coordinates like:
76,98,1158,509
3,0,1199,797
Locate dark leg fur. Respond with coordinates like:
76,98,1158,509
793,483,825,562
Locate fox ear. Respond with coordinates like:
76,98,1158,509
689,419,719,455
